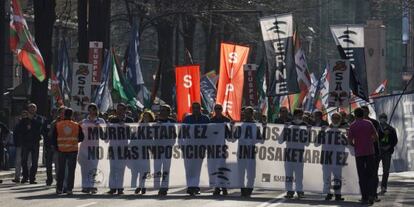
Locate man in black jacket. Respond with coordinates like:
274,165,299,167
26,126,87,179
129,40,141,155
106,103,134,195
12,110,29,183
0,120,10,183
377,113,398,195
362,105,382,202
20,104,43,184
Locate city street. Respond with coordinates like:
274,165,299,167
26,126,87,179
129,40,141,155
0,173,413,207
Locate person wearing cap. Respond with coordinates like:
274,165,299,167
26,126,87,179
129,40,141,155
377,113,398,195
79,104,105,194
348,107,378,205
52,108,84,195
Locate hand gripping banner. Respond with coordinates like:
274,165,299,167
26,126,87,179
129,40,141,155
260,13,299,96
331,25,369,101
216,43,250,121
175,65,201,122
76,123,360,194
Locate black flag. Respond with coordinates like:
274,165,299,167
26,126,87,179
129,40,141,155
260,13,299,96
331,25,369,101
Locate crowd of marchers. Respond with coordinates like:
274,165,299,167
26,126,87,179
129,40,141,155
0,102,397,206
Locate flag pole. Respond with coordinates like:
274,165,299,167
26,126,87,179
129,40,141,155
287,95,292,112
388,73,414,124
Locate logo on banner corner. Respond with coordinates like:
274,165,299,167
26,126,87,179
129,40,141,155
325,177,345,191
142,171,169,182
210,167,231,184
76,65,90,76
88,168,104,184
262,173,271,182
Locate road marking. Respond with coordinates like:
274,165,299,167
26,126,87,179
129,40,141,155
76,202,97,207
256,192,285,207
393,187,408,207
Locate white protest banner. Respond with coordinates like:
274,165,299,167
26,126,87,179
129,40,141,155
71,63,92,112
75,123,359,194
328,60,350,107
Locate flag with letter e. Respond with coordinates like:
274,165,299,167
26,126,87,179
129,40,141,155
260,13,299,96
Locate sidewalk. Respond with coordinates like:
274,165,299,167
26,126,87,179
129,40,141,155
0,167,46,180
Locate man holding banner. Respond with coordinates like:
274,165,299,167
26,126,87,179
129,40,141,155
182,102,210,196
209,104,231,196
106,103,134,195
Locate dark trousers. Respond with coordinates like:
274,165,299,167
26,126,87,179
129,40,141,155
356,155,377,200
373,154,380,196
45,147,58,184
21,146,39,181
0,143,4,169
378,151,392,189
57,151,77,191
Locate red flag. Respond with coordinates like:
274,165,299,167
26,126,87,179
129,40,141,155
10,0,46,82
293,29,311,108
370,80,388,97
175,65,201,122
216,43,250,121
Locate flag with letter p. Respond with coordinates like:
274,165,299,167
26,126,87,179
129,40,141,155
175,65,201,122
216,43,250,121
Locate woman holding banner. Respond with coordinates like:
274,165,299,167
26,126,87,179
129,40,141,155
154,104,176,196
130,110,155,195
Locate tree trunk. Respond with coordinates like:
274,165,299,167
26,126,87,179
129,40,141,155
157,20,175,106
182,14,196,64
88,0,111,50
203,14,221,74
77,0,88,62
0,0,6,108
32,0,56,116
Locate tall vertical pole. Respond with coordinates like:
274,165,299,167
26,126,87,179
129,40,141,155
0,0,5,109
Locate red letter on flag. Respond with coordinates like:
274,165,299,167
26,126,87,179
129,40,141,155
216,43,250,121
175,65,201,122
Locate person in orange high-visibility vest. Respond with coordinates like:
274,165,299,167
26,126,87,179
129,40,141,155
51,108,84,195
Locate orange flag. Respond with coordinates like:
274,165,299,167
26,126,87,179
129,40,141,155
175,65,201,122
216,43,250,121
